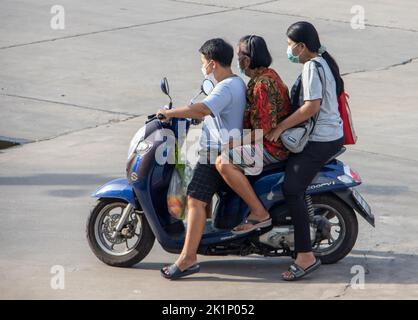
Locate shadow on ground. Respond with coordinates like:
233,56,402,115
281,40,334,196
132,249,413,284
0,173,118,186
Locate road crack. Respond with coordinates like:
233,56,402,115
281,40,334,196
342,56,418,76
0,9,235,50
170,0,418,33
6,113,143,148
0,93,138,117
333,283,351,298
169,0,280,10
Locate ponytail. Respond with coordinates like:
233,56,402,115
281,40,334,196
322,51,344,96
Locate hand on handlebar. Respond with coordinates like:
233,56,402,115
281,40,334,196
191,118,202,125
157,109,171,122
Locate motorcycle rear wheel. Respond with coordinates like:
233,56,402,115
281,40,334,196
311,194,359,264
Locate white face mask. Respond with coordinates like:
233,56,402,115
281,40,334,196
201,61,217,84
206,72,217,84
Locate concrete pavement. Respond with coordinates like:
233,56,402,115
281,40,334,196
1,0,418,299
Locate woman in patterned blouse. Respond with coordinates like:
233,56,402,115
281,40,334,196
215,35,291,234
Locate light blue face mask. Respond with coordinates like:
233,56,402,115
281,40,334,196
237,58,246,75
287,43,300,63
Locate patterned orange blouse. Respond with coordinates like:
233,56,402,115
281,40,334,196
244,67,291,160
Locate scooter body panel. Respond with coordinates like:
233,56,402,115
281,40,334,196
254,160,359,207
92,178,137,207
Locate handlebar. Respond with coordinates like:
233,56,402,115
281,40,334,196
145,113,167,124
145,112,201,126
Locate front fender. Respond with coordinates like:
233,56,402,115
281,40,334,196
92,178,137,207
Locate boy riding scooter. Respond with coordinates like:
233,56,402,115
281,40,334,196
157,38,247,279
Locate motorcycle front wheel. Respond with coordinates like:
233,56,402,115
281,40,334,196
86,199,155,267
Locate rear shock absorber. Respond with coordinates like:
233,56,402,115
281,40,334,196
305,194,315,222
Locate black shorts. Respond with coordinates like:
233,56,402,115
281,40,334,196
186,163,224,204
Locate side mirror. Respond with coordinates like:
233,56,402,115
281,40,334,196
160,77,170,96
201,79,215,96
160,77,172,109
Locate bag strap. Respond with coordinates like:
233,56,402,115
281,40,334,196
308,59,327,134
289,59,327,134
290,75,302,110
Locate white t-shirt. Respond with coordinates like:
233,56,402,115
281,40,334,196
300,56,344,142
199,75,247,163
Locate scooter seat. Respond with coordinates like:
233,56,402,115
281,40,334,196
262,161,287,173
327,146,346,163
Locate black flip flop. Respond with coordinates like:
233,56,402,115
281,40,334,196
282,258,322,281
231,218,272,235
160,263,200,280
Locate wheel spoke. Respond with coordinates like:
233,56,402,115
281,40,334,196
328,235,336,245
309,203,348,257
94,202,141,255
321,210,330,217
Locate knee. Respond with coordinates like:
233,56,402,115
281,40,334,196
215,155,227,173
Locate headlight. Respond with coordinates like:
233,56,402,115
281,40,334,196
127,127,146,159
136,140,153,155
127,139,153,161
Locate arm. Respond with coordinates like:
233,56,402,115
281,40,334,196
232,129,262,147
157,102,211,121
265,99,321,142
266,60,323,142
158,82,232,121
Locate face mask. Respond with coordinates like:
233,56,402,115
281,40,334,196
201,64,208,77
237,58,248,76
237,60,244,75
206,72,217,84
201,61,217,84
287,43,300,63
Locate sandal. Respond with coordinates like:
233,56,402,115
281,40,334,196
282,258,322,281
160,263,200,280
231,217,272,235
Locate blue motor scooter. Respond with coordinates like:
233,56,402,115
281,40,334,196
86,78,374,267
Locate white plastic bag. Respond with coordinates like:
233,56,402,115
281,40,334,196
167,161,194,220
167,169,187,220
167,142,195,220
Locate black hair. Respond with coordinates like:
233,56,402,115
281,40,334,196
239,35,272,69
286,21,344,95
199,38,234,67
